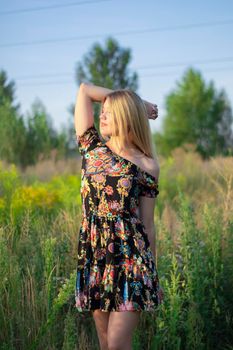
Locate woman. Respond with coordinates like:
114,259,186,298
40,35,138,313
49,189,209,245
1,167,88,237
74,82,164,350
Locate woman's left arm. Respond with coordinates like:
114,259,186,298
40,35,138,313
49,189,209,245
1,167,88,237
146,224,157,264
143,100,158,120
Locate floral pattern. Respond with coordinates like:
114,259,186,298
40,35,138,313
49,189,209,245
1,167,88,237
74,124,164,312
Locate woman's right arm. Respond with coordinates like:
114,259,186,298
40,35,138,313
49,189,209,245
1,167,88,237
74,83,113,137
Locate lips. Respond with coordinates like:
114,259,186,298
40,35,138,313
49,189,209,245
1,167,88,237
101,123,107,127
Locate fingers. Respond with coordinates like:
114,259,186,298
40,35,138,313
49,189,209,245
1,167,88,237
151,104,158,119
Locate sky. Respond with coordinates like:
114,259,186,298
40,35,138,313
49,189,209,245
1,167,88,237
0,0,233,134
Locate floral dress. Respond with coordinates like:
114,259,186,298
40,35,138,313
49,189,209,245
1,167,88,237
75,124,164,312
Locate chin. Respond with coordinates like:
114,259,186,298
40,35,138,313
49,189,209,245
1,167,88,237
100,131,109,140
100,129,110,138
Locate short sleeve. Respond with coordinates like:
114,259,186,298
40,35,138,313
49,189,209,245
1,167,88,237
138,172,159,198
139,182,159,198
76,124,102,155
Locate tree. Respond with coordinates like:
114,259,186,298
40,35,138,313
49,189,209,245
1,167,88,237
0,70,69,167
75,36,138,90
24,99,67,165
67,37,139,151
0,70,27,166
155,68,233,158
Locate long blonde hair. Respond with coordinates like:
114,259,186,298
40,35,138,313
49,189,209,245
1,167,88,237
100,89,157,159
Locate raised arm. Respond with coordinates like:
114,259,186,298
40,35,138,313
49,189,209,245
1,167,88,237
74,82,158,137
74,83,113,137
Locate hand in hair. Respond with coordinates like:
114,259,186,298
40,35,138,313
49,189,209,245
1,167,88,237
143,100,158,120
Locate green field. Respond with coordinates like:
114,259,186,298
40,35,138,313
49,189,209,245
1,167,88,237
0,148,233,350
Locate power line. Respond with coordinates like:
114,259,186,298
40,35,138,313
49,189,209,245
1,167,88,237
141,66,233,78
16,73,73,80
1,19,233,48
13,56,233,81
0,0,111,16
17,66,233,87
136,57,233,70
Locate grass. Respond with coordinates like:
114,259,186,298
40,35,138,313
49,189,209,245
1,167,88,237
0,146,233,349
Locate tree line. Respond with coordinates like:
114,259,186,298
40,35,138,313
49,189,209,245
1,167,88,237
0,37,232,169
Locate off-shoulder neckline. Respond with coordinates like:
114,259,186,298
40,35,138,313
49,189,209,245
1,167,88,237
78,124,158,183
104,143,158,183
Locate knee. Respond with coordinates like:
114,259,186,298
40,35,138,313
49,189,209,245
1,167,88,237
108,345,122,350
107,337,131,350
98,332,108,349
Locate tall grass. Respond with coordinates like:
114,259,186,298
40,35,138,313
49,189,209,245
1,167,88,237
0,148,232,349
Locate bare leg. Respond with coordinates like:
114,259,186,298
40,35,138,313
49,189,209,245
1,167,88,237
92,310,110,350
107,311,141,350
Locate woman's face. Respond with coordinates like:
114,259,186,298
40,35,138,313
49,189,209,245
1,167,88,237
100,98,113,138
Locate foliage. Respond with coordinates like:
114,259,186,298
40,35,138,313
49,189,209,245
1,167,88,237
0,70,27,166
155,68,233,159
0,69,69,168
0,152,233,349
67,36,139,145
24,99,67,166
75,36,138,91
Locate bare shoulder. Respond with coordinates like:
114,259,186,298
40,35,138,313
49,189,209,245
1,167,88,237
127,147,160,181
142,156,160,180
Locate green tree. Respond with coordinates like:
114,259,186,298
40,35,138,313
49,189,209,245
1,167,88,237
75,36,138,90
0,70,68,167
155,68,233,158
0,70,27,166
67,37,139,151
24,99,67,165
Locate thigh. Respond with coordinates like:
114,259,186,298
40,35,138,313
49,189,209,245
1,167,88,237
92,309,110,335
107,311,141,347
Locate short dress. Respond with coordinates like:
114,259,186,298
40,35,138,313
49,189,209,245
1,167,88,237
74,123,164,312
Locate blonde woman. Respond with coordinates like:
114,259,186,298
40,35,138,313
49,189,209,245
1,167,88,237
74,83,164,350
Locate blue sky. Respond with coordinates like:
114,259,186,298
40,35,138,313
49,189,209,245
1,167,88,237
0,0,233,133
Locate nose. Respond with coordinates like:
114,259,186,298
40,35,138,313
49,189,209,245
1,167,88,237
100,113,107,121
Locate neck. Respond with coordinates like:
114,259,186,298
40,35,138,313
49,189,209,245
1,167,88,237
107,138,139,156
108,137,131,149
